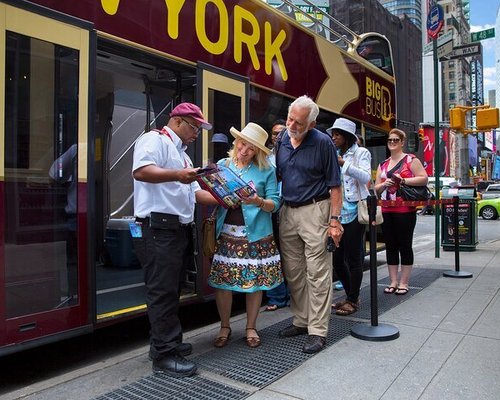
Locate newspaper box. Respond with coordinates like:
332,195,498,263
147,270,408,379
441,186,478,251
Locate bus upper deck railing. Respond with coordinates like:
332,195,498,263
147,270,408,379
274,0,360,50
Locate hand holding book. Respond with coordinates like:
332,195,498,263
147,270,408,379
195,165,256,209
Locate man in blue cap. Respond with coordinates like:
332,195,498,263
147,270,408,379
211,132,230,163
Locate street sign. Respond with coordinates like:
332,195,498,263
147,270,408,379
437,40,454,59
471,28,495,42
427,4,444,39
423,31,453,54
440,43,482,61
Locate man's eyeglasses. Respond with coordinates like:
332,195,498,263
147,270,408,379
387,138,401,144
181,118,202,133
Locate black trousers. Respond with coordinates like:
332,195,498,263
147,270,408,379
333,218,365,303
381,211,417,265
133,220,191,360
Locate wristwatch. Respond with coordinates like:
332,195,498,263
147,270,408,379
330,215,341,221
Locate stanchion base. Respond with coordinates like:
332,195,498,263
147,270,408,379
443,270,473,278
351,323,399,342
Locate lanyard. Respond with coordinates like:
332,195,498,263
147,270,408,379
154,128,188,168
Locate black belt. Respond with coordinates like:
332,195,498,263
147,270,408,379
135,216,192,227
284,193,330,208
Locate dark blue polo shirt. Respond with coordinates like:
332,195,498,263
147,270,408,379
277,128,341,203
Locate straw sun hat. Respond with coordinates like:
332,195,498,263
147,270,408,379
229,122,271,155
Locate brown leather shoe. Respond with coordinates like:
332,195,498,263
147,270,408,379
302,335,326,354
213,326,231,348
245,327,261,348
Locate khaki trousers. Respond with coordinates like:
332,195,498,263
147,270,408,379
279,199,332,337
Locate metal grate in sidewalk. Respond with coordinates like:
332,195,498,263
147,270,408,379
93,374,249,400
94,268,444,399
194,316,357,387
354,267,445,319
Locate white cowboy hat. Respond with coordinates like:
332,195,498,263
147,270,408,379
229,123,271,155
326,118,357,140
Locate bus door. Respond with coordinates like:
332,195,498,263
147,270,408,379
197,65,248,296
94,40,201,321
0,3,92,351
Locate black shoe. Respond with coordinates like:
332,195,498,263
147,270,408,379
152,353,197,377
149,342,193,360
302,335,326,354
279,324,308,338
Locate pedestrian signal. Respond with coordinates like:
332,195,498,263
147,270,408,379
449,108,465,131
476,108,499,131
418,128,425,141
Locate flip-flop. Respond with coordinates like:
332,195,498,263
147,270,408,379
265,304,279,311
395,287,409,295
384,286,397,294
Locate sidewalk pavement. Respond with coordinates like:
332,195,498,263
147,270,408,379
5,236,500,400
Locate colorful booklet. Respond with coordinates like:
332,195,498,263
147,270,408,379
196,165,256,209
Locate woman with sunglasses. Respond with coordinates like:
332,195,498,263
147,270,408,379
374,129,428,295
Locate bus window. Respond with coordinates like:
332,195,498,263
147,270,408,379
4,32,79,316
355,35,394,76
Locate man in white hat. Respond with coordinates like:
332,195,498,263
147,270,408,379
132,102,218,377
327,118,372,317
276,95,343,354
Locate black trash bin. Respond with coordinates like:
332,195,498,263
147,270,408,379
441,186,478,251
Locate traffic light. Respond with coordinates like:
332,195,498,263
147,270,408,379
418,128,425,141
476,108,499,131
449,108,466,131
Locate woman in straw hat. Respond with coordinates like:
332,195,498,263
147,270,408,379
208,122,282,349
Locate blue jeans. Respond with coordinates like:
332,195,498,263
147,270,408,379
266,282,289,307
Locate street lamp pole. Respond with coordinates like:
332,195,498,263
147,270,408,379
433,38,441,258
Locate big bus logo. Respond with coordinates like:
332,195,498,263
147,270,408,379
101,0,289,81
365,77,392,122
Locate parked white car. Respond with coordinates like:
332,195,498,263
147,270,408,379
481,184,500,200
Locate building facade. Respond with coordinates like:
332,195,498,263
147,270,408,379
331,0,423,130
379,0,422,29
439,0,471,122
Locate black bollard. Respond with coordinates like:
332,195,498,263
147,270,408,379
443,195,473,278
351,194,399,341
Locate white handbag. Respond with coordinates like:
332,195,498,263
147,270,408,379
357,197,383,225
353,149,383,225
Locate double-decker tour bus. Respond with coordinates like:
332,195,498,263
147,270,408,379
0,0,396,355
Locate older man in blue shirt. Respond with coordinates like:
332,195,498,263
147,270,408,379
276,95,343,354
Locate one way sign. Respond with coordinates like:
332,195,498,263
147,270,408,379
440,43,481,60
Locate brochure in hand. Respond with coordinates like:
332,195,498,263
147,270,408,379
196,165,255,209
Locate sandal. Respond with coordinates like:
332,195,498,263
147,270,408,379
245,327,261,348
332,300,348,309
335,300,359,316
265,304,279,312
395,287,409,295
213,326,232,348
384,286,397,294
